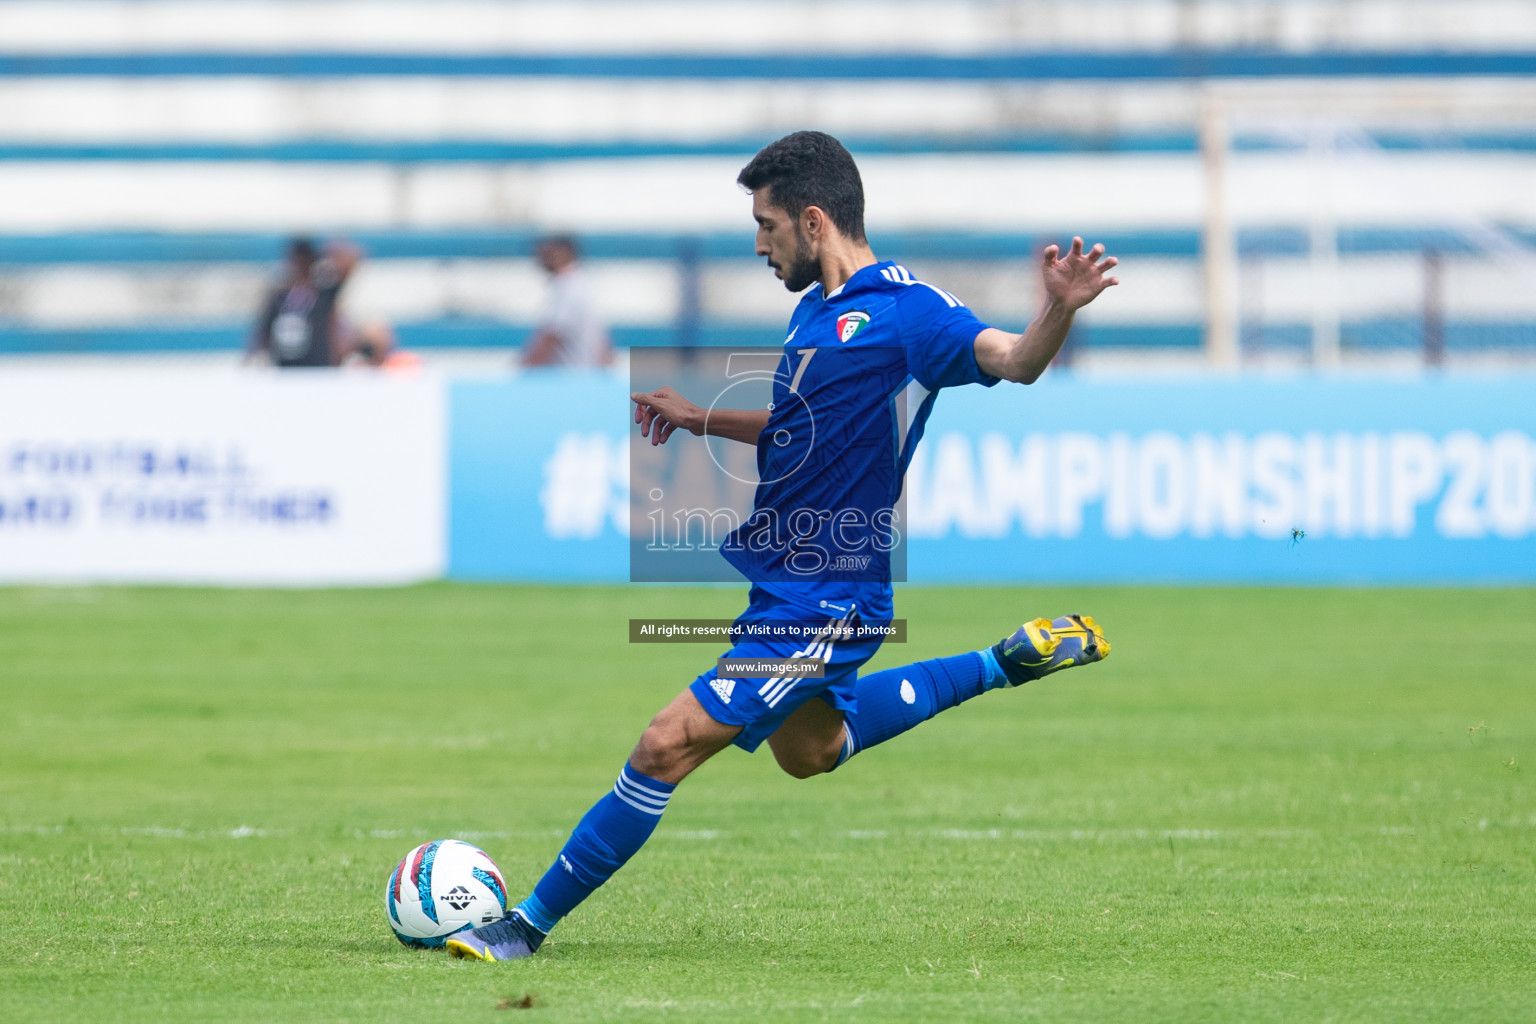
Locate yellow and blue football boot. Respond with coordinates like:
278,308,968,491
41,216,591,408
444,911,544,962
993,614,1110,686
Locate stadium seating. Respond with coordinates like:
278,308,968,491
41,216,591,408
1,0,1534,360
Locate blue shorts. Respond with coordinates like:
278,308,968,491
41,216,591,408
690,586,889,752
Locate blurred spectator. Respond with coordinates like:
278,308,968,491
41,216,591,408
340,319,422,374
520,235,611,368
247,238,360,368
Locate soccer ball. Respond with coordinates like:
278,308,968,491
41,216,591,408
384,839,508,948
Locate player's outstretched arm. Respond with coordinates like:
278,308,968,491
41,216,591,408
631,387,770,446
974,236,1119,384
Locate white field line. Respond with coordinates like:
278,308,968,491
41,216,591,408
0,824,566,840
0,824,281,839
3,820,1530,841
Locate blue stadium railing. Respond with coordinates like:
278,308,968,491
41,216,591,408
2,228,1532,356
6,227,1530,266
2,132,1536,164
3,51,1535,79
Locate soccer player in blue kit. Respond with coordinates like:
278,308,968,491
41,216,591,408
448,131,1119,961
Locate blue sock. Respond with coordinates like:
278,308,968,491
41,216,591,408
836,649,1009,766
512,763,675,934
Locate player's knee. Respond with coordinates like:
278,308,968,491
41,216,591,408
770,743,836,780
631,700,717,779
630,716,687,778
778,758,829,780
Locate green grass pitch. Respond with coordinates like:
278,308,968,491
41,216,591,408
1,583,1533,1022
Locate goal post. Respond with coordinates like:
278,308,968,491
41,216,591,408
1199,79,1536,368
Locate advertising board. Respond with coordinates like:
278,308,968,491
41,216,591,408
0,369,445,584
449,373,1536,585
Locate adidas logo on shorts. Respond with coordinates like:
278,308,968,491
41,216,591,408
710,678,737,704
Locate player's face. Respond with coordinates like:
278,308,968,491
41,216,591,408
751,190,819,293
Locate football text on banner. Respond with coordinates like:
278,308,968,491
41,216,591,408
0,369,445,584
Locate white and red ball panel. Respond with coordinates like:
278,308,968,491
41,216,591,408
385,839,508,948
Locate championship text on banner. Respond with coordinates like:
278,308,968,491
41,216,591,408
0,368,446,584
448,372,1536,584
901,375,1536,583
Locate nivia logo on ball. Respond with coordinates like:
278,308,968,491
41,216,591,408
441,885,474,911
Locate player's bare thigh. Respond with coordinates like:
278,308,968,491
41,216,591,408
766,696,846,779
629,688,741,785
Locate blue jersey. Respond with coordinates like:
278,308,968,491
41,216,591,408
720,261,998,620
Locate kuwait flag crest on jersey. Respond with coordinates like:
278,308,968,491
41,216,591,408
836,310,871,342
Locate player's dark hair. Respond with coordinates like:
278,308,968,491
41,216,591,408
737,132,866,242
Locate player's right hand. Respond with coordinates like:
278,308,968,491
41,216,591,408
631,386,703,446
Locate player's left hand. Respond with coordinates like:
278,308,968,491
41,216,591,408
1042,237,1119,311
